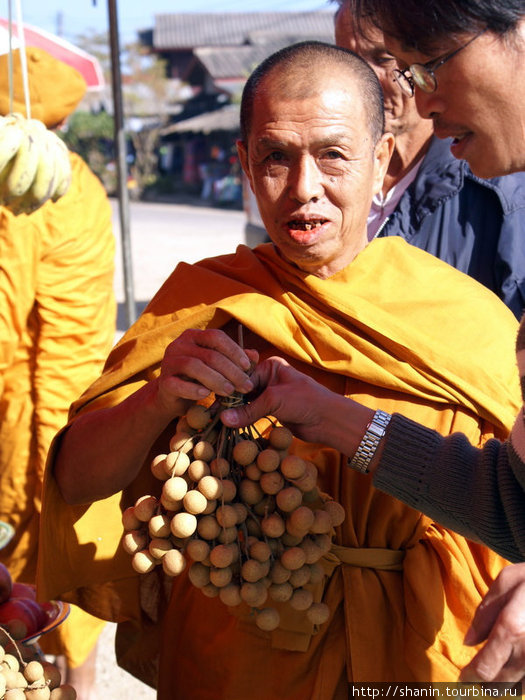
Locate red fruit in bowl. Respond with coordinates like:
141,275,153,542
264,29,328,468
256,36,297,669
0,563,12,604
0,598,40,639
11,582,36,600
14,597,48,630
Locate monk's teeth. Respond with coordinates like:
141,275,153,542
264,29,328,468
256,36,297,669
289,221,324,230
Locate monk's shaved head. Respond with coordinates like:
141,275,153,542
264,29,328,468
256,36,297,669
240,40,385,147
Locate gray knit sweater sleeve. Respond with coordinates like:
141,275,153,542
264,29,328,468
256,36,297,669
373,413,525,563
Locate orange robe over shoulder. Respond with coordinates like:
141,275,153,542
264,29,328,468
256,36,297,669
37,238,521,696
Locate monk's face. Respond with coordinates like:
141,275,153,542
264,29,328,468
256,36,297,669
238,67,393,279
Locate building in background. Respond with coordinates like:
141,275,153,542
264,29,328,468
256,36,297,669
138,10,335,211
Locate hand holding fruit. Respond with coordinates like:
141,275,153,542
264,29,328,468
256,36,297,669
220,356,377,466
156,329,257,416
220,357,356,441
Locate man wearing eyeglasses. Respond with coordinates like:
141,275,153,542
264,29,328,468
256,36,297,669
333,0,525,320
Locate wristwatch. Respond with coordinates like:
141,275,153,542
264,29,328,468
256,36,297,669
347,409,392,474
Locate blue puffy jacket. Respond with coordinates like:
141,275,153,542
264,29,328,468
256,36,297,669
378,136,525,319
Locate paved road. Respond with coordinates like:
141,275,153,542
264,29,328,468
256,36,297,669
91,199,248,699
112,198,247,333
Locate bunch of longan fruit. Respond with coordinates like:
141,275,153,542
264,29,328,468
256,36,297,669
122,401,345,633
0,638,76,699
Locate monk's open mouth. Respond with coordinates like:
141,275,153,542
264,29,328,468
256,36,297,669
288,220,327,231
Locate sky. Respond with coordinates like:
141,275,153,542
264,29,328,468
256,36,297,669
10,0,333,45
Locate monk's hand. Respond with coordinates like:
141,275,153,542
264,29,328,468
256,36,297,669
460,563,525,684
156,329,256,414
221,356,365,446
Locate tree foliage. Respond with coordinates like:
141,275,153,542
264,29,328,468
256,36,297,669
62,110,114,186
66,30,173,196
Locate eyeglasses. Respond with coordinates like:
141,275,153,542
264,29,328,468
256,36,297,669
392,30,486,97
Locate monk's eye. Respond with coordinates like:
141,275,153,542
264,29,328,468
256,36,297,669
266,151,286,162
324,150,344,159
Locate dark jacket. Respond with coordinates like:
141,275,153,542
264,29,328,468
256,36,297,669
378,136,525,319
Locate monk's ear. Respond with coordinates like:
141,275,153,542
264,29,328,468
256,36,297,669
237,140,254,191
372,132,395,196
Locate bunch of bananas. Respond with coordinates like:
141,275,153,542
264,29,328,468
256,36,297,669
0,112,72,215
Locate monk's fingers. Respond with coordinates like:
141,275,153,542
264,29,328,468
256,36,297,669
170,328,252,372
245,348,259,369
162,329,254,396
159,374,214,403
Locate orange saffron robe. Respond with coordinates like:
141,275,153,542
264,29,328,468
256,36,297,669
37,238,521,695
0,152,115,666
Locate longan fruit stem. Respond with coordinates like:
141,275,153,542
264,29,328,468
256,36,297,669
199,411,222,442
0,628,24,669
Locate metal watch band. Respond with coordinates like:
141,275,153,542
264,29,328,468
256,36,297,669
347,409,392,474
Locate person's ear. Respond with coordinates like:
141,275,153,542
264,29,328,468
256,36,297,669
236,140,254,192
372,132,395,195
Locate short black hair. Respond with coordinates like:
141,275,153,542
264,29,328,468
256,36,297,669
239,40,385,146
346,0,525,52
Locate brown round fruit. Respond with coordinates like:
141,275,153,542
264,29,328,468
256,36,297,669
50,686,78,700
268,426,293,450
122,530,148,555
192,440,215,462
306,602,330,626
185,538,210,562
121,506,142,532
185,404,211,430
162,549,187,576
280,454,306,480
131,550,157,574
255,607,280,631
170,512,197,538
232,440,259,466
150,454,169,480
256,448,280,473
133,495,158,522
23,661,45,684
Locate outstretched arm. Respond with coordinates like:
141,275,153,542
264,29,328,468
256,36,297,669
55,329,256,505
222,356,525,563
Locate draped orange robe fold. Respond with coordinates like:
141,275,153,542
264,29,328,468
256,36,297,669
37,238,521,695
